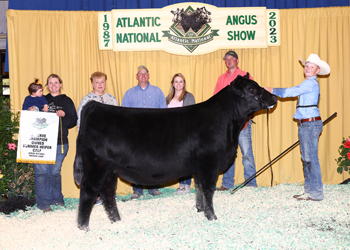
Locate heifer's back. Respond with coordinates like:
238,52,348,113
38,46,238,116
75,90,236,186
74,76,277,186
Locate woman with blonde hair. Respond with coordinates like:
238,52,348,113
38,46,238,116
165,73,195,194
33,74,77,212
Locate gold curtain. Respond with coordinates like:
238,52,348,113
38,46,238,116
6,7,350,198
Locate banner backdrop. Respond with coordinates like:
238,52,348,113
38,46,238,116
99,2,280,55
17,111,59,164
6,7,350,198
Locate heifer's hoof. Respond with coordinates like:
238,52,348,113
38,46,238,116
106,207,121,223
196,206,204,213
110,216,121,223
205,213,218,221
78,224,90,232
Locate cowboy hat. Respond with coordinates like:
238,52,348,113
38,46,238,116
299,54,330,75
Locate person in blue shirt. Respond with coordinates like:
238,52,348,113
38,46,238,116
22,79,49,112
122,65,167,199
265,54,330,201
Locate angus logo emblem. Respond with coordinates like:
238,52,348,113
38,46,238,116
33,118,49,130
162,6,219,53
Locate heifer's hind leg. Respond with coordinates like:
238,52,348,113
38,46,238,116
77,155,109,230
100,170,121,223
78,178,99,231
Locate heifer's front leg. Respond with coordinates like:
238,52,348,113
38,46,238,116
202,187,217,221
197,170,218,220
100,170,121,223
193,174,204,213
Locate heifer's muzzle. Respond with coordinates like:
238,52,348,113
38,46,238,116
256,89,278,109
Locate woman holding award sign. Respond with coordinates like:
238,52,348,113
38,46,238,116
33,74,77,212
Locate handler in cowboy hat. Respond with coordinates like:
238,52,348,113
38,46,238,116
265,54,330,201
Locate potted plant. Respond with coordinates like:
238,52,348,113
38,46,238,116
0,97,35,202
335,137,350,175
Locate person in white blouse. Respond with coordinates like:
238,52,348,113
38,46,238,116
77,71,118,130
77,71,118,205
165,73,195,194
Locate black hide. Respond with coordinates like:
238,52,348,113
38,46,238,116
74,75,277,230
0,196,36,214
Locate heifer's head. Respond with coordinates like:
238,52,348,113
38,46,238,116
231,74,277,116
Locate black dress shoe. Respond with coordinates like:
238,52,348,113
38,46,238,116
297,196,318,201
215,186,229,191
306,197,318,201
43,208,52,213
293,193,304,199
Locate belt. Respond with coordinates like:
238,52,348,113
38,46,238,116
299,116,321,124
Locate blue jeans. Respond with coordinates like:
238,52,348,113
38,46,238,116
222,120,257,189
179,176,191,188
33,144,68,210
133,185,159,195
298,119,323,200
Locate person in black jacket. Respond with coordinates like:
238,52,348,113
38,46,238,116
33,74,77,212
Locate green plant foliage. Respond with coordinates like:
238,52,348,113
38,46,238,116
0,97,35,201
335,137,350,174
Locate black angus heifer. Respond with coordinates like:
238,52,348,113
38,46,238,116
74,75,277,231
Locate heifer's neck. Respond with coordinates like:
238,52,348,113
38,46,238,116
238,97,258,117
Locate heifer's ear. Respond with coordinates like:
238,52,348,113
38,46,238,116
232,79,245,97
243,72,250,79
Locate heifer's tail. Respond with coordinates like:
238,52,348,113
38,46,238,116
74,101,99,186
73,104,89,186
74,127,85,186
73,152,83,186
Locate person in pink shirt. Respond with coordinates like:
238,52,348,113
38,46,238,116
214,50,257,191
165,73,195,194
